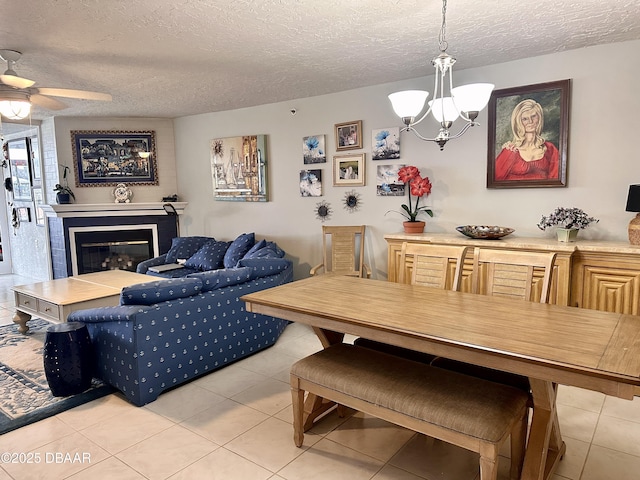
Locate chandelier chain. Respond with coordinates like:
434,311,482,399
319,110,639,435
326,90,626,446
438,0,448,53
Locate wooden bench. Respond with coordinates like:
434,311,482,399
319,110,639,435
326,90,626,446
290,344,529,480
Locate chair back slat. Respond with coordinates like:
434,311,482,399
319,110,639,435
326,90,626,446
472,248,556,303
399,243,470,291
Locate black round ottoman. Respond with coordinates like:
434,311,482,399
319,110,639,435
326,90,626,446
43,322,94,397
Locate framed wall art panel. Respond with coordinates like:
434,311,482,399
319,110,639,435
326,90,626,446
71,130,158,187
303,135,326,164
210,135,268,202
333,153,365,187
487,80,570,188
372,127,400,160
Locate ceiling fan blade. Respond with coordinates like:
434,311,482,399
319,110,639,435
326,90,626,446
30,93,67,111
35,87,112,101
0,74,35,89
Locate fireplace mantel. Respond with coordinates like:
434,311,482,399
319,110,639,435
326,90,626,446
42,202,188,218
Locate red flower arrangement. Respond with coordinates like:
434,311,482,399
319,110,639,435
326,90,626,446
389,166,434,222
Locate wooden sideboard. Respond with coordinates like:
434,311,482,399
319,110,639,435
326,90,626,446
385,233,640,314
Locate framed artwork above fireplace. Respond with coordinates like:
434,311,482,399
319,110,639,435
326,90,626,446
71,130,158,187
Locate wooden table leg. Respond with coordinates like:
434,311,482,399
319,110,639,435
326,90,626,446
522,378,566,480
312,327,344,349
13,310,31,334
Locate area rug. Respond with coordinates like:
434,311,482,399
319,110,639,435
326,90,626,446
0,318,115,435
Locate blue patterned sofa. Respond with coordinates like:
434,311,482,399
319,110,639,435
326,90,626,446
68,257,293,406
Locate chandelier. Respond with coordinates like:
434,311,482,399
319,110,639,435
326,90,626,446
388,0,494,150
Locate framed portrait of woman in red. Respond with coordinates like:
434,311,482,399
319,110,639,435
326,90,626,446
486,79,570,188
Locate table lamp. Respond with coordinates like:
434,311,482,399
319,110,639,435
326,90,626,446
625,185,640,245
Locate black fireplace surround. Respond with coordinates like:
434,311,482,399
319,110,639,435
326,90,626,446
48,215,178,279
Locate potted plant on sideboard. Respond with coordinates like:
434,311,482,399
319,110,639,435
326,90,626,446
537,207,598,242
386,165,434,234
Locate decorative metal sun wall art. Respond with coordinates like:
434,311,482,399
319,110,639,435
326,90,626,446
343,190,361,213
314,200,332,222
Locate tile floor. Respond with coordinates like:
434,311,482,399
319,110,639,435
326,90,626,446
0,273,639,479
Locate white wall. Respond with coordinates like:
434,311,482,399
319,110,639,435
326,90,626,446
173,40,640,280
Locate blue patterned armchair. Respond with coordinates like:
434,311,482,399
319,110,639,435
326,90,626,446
68,257,293,406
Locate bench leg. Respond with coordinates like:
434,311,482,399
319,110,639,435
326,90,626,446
291,380,305,447
479,455,499,480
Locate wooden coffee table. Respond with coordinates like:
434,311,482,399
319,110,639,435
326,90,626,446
12,270,152,334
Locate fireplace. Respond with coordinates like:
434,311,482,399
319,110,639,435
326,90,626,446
71,226,157,275
44,202,186,279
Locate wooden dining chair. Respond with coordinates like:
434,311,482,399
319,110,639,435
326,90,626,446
433,247,558,390
430,247,558,475
471,247,557,302
355,242,469,362
310,225,371,278
398,242,470,290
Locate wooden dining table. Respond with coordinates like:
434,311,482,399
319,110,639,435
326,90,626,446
242,274,640,480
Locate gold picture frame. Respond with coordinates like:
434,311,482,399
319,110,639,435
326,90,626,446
335,120,363,151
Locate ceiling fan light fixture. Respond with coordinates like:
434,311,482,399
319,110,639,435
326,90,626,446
0,88,31,119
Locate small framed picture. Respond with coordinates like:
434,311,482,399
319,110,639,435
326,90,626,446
300,169,322,197
303,135,326,164
32,187,45,226
335,120,363,151
17,207,31,223
376,164,405,196
372,127,400,160
333,153,365,186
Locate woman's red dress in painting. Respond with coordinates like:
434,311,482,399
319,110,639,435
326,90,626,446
494,141,559,181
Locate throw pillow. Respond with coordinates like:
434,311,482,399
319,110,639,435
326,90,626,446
120,278,203,306
264,242,286,258
184,240,231,271
237,257,291,280
188,266,253,292
165,236,214,264
243,242,285,259
223,232,255,268
242,239,267,259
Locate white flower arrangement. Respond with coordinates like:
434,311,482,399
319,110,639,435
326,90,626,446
537,207,599,230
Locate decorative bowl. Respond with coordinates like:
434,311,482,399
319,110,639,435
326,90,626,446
456,225,515,240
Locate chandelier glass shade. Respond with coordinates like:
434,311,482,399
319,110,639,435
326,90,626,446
388,0,494,150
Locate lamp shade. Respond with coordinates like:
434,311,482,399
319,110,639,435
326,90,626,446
451,83,495,113
626,185,640,212
428,97,459,123
388,90,429,118
0,99,30,120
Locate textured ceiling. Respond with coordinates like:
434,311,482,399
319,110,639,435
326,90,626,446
1,0,639,122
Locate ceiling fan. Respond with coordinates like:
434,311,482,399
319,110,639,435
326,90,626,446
0,49,112,120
